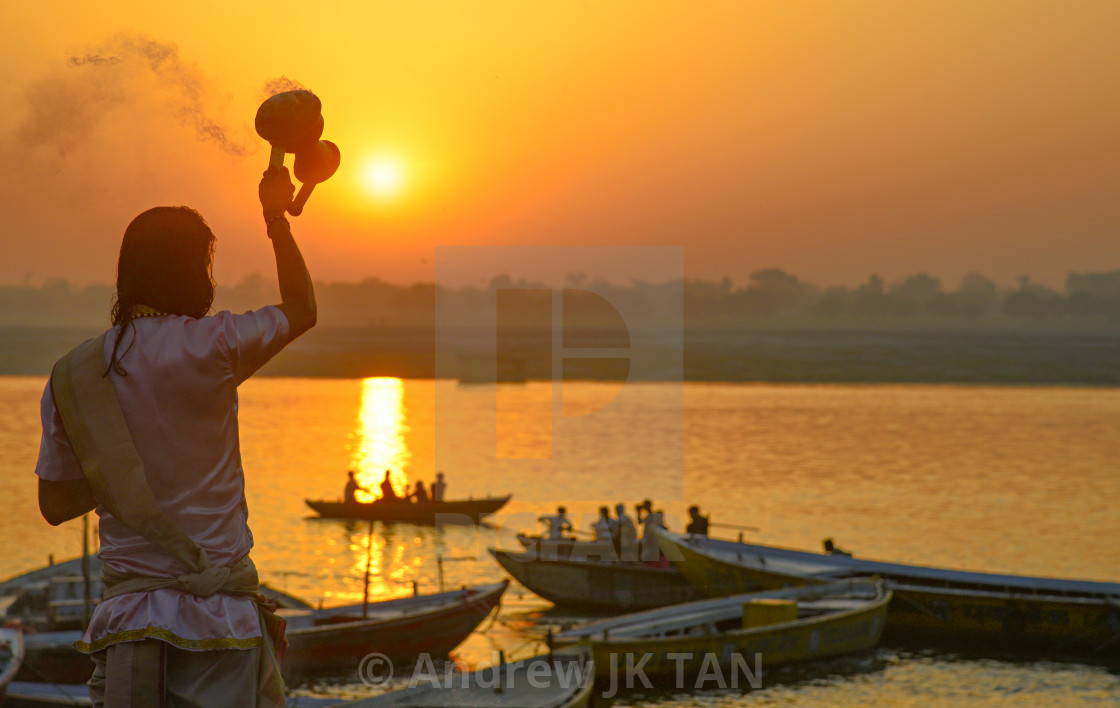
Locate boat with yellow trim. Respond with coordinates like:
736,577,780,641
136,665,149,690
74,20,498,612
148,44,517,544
552,579,889,679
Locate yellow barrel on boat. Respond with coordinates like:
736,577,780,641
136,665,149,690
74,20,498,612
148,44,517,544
743,598,798,628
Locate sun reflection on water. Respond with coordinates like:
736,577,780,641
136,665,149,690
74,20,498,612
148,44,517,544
341,378,421,602
350,377,411,501
344,525,418,603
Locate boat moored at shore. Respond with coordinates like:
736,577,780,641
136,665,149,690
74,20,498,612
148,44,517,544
491,548,709,613
552,579,890,679
657,531,1120,654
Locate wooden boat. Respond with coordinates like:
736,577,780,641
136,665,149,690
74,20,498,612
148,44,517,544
305,496,512,524
14,631,87,685
552,579,890,679
0,626,24,704
657,531,1120,653
3,680,90,708
2,681,338,707
875,581,1120,652
334,645,594,708
490,549,707,613
281,581,508,683
13,582,508,686
657,531,1120,596
0,558,108,599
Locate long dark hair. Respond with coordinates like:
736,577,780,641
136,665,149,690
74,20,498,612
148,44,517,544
107,206,216,374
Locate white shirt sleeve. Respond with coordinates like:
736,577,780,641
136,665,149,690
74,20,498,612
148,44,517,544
35,379,85,482
215,306,291,385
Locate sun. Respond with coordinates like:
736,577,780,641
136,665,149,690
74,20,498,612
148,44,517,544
361,158,405,200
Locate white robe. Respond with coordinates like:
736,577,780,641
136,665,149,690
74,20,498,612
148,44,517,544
36,307,290,652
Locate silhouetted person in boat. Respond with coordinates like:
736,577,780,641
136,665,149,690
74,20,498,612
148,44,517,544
34,167,314,707
637,500,667,562
614,503,639,561
636,499,654,523
539,506,573,540
431,472,446,503
344,470,368,504
379,470,400,502
411,480,429,503
686,505,710,537
592,506,613,542
823,537,852,557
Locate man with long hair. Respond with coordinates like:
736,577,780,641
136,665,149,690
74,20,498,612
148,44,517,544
34,166,315,706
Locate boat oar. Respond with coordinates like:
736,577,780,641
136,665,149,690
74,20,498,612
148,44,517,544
710,522,761,533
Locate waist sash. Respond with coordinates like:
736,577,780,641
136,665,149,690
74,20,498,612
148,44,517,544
51,332,286,707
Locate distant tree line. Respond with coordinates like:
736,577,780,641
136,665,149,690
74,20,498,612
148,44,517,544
682,270,1120,327
4,269,1120,329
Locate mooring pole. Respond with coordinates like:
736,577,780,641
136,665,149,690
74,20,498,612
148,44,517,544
82,513,91,627
362,519,374,619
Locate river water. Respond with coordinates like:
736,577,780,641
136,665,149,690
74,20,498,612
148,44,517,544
2,377,1119,705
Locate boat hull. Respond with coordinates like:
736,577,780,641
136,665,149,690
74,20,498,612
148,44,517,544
658,532,1120,654
491,549,707,612
660,534,818,594
282,581,508,683
885,583,1120,652
0,627,23,703
15,632,89,685
658,532,1120,596
516,534,617,561
14,583,508,686
305,496,511,524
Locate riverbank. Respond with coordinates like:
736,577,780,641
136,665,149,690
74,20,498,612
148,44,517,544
4,325,1118,384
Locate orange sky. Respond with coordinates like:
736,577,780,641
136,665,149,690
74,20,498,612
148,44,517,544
2,1,1118,290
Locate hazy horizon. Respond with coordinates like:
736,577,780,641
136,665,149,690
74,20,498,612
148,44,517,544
0,265,1093,293
1,263,1109,294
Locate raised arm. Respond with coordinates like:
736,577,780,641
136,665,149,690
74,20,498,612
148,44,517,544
259,167,317,340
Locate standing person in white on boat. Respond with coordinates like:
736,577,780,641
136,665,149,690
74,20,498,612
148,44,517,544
636,500,667,562
539,506,574,540
614,503,639,561
33,166,316,707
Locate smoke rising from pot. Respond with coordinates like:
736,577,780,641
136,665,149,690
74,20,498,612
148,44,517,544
262,76,307,98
